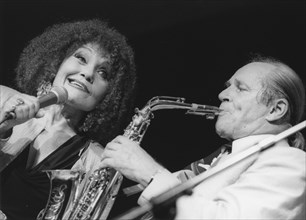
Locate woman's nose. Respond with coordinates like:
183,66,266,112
80,70,94,84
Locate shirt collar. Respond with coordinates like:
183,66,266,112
231,134,275,154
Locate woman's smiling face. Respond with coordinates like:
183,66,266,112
52,43,110,111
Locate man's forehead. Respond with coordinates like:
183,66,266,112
235,62,275,78
229,62,274,87
241,62,275,75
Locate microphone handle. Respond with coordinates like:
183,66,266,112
38,91,59,108
0,90,60,125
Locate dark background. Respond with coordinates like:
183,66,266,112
1,0,305,217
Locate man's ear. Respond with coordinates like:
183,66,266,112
266,98,289,122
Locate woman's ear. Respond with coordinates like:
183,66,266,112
266,98,289,122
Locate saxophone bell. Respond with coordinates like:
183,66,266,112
37,170,84,220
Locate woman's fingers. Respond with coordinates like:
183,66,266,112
4,94,40,122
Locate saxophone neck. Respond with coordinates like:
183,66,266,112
144,96,220,119
123,96,220,143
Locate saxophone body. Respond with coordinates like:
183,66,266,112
37,96,220,220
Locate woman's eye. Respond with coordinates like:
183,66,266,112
75,54,87,63
97,68,109,80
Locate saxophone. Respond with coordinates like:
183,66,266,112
37,96,220,220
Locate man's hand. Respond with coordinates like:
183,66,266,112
100,135,164,186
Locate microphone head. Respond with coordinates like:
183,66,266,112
51,86,68,104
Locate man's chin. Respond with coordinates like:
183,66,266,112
215,125,232,140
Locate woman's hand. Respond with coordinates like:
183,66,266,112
100,135,164,186
0,93,44,132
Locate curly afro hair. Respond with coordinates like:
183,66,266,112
14,19,137,146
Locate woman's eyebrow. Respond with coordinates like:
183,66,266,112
81,45,94,52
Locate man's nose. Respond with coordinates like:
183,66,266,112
218,87,230,102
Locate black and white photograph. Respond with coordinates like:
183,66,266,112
1,1,305,219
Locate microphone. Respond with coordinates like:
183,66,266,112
0,86,68,125
37,86,68,108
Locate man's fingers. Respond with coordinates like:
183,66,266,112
112,135,124,143
106,139,125,151
101,146,121,160
99,157,117,170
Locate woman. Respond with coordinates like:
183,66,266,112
0,19,137,220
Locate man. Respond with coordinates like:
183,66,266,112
100,56,305,219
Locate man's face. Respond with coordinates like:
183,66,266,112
215,62,274,140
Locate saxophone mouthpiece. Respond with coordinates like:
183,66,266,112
186,104,221,119
214,109,222,115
